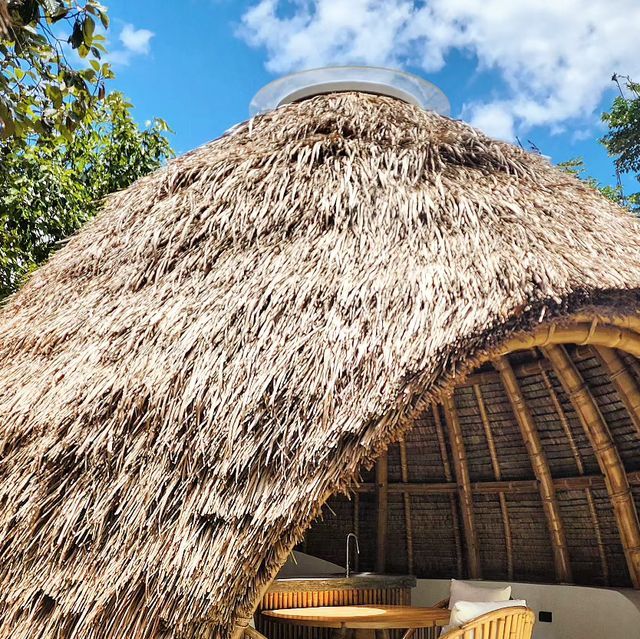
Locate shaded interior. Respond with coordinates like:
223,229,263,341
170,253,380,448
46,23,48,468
301,342,640,589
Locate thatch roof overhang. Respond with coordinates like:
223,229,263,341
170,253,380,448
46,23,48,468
1,92,640,639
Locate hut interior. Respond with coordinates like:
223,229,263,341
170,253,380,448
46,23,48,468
273,322,640,639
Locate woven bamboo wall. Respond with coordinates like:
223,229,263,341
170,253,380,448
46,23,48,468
304,340,640,589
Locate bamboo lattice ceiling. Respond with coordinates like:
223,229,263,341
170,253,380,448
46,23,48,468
304,326,640,589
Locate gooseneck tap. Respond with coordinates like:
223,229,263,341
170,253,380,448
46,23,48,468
345,532,360,578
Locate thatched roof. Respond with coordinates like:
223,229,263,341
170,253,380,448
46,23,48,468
1,91,640,639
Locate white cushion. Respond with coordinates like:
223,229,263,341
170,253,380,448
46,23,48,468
441,599,527,637
448,579,512,610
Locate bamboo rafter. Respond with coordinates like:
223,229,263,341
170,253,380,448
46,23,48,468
539,366,609,585
461,359,551,387
355,470,640,495
494,356,573,584
542,343,640,589
442,395,482,579
432,405,464,578
473,383,514,581
398,437,414,574
353,492,360,572
539,369,584,473
593,346,640,438
496,322,640,358
375,452,389,573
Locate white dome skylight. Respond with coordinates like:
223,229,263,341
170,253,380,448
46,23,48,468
250,66,450,117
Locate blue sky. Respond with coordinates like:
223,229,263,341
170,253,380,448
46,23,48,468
103,0,640,191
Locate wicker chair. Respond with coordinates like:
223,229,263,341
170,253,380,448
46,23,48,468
439,606,535,639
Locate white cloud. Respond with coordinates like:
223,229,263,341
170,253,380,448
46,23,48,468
108,24,155,65
120,23,154,55
238,0,640,140
464,102,515,142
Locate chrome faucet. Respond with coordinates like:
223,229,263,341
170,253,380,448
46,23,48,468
345,532,360,578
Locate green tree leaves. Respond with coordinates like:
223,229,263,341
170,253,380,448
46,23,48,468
0,0,112,141
601,77,640,211
1,2,173,299
0,93,173,298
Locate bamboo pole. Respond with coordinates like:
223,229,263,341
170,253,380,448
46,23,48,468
497,323,640,358
494,356,573,584
571,314,640,335
398,437,414,574
594,346,640,438
473,384,514,581
542,344,640,589
540,368,609,585
442,394,482,579
376,452,389,573
355,470,640,495
585,489,610,586
461,359,551,387
432,404,464,578
539,370,584,473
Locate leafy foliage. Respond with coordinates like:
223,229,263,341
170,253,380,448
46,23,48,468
0,93,173,298
558,76,640,213
0,1,173,299
0,0,112,141
601,76,640,211
558,157,627,207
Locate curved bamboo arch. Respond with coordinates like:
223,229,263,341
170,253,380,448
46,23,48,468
470,317,640,588
493,356,573,584
309,317,640,590
495,321,640,357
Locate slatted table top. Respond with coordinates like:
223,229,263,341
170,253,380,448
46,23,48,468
263,605,450,629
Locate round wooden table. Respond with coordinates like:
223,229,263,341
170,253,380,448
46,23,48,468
263,605,450,639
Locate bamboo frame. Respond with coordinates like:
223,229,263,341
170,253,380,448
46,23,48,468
494,357,573,584
355,470,640,495
398,437,414,574
442,395,482,579
541,368,609,586
542,343,640,589
539,367,609,585
376,452,389,573
594,346,640,438
473,384,514,580
432,405,464,578
539,369,584,473
497,322,640,357
461,359,551,387
585,489,610,586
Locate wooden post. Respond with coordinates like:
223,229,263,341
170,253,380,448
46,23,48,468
442,395,482,579
432,405,464,578
376,452,389,573
494,356,573,584
543,344,640,589
594,346,640,438
398,437,414,574
474,384,514,581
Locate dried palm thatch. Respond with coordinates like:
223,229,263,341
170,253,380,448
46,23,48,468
1,91,640,639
